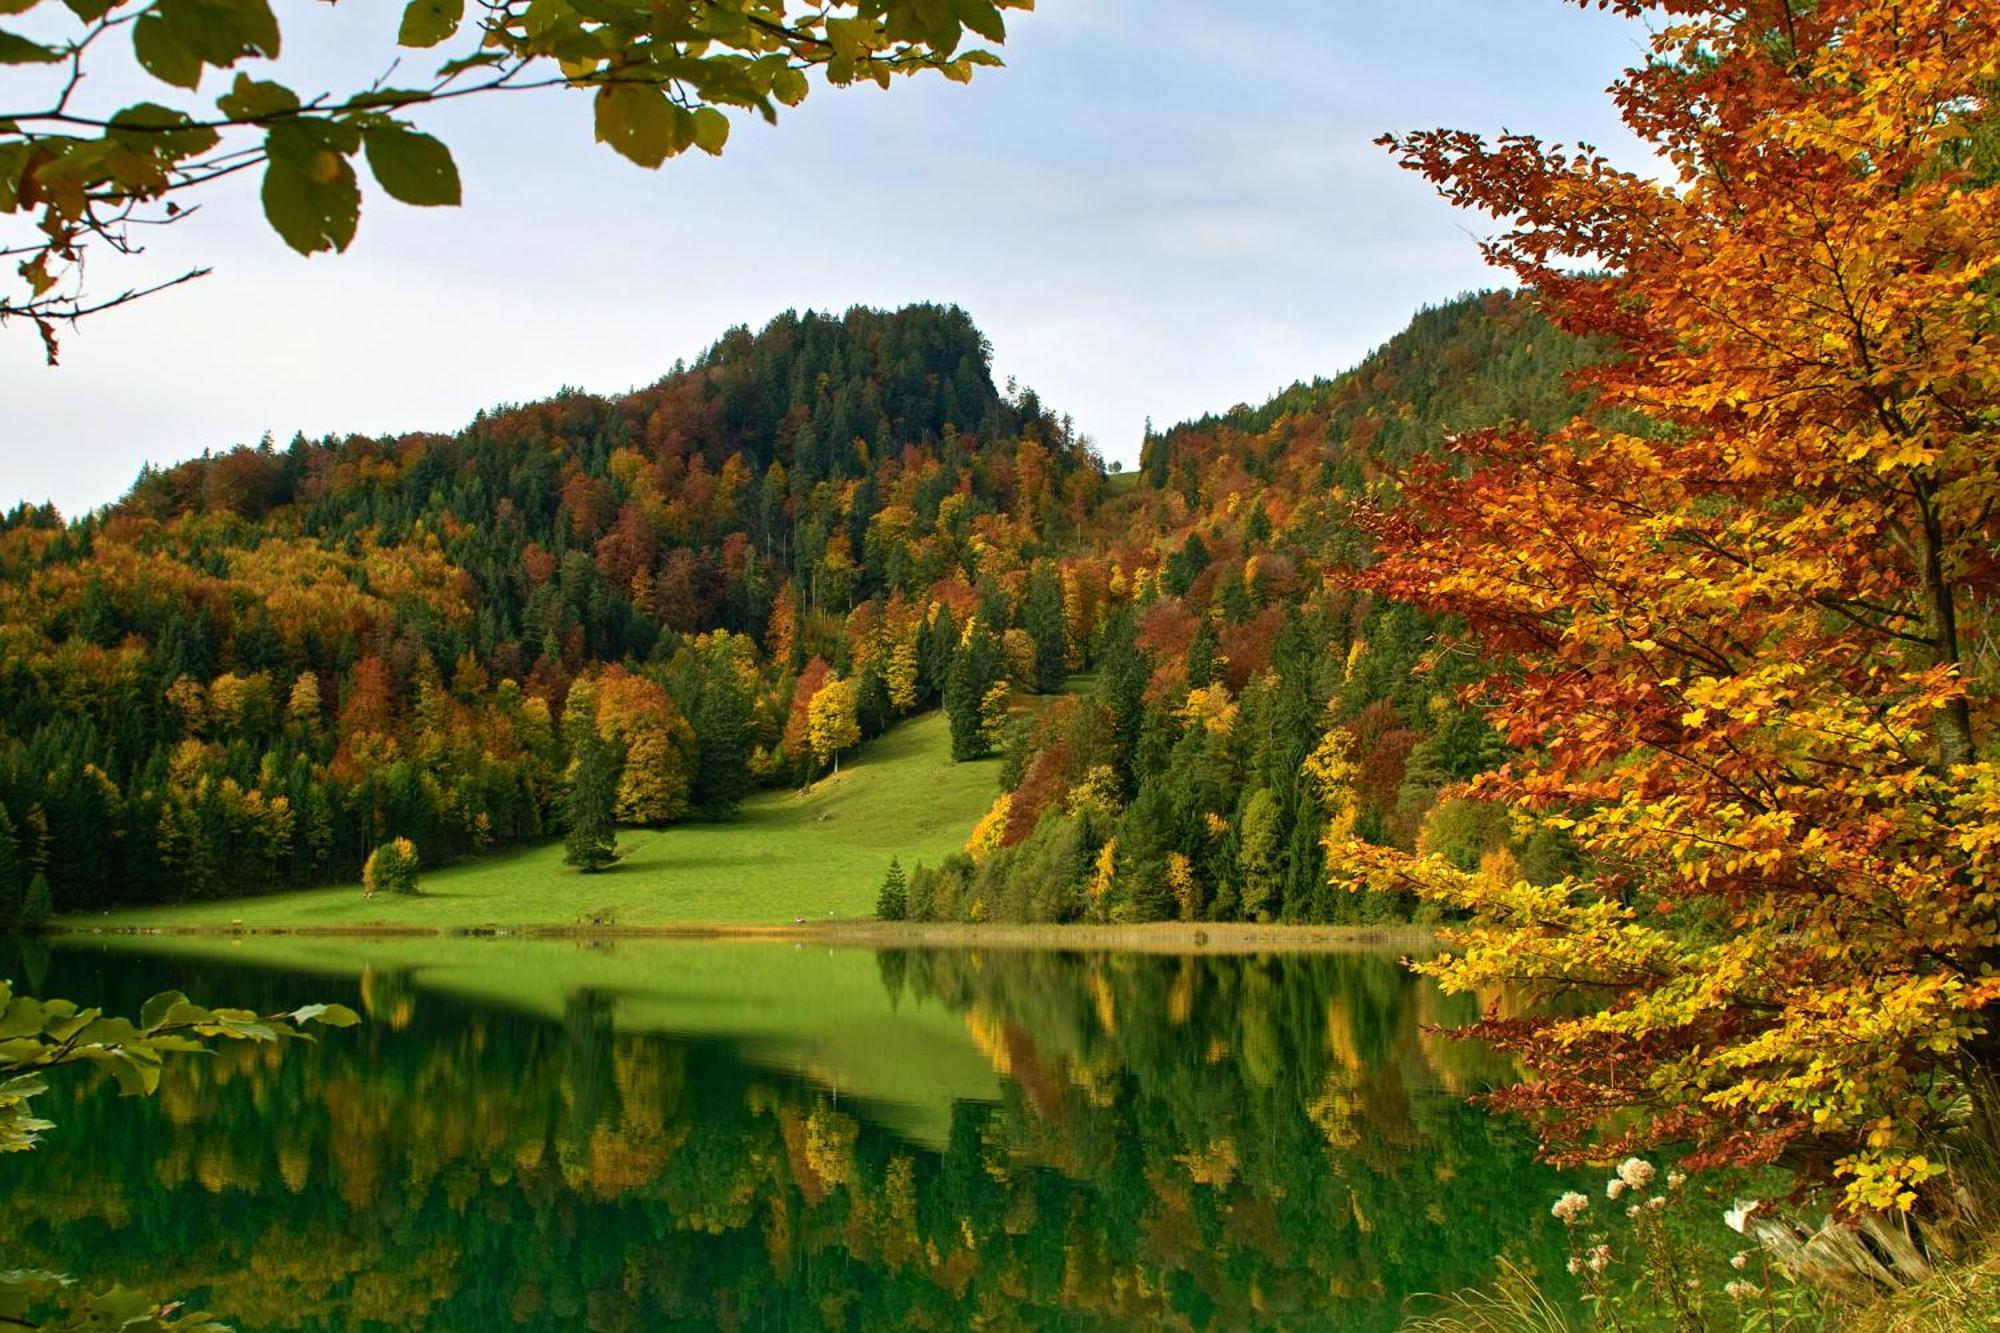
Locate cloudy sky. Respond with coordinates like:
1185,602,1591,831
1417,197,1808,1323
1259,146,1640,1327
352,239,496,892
1,0,1651,517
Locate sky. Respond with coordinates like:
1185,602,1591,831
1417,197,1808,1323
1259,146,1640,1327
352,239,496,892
0,0,1654,517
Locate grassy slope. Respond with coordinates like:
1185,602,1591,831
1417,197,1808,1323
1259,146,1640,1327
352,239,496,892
90,709,999,930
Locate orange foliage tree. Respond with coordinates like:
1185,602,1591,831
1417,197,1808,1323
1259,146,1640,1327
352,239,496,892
1334,0,2000,1212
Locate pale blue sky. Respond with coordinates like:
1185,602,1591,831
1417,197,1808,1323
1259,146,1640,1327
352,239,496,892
1,1,1651,516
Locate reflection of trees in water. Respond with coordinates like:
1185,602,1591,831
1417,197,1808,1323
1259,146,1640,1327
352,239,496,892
0,949,1576,1331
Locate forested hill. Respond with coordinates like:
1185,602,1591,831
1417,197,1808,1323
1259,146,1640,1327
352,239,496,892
0,292,1587,924
1143,288,1594,486
113,301,1089,655
906,289,1601,925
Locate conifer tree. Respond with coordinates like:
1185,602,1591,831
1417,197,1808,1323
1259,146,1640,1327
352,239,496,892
1186,617,1220,690
19,874,52,932
564,676,616,872
564,731,621,874
1022,564,1069,694
945,620,1006,761
876,858,909,921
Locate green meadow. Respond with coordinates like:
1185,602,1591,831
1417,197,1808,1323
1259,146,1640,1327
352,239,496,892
85,710,1000,931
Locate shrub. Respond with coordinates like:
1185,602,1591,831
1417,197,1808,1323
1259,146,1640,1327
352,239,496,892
362,839,420,898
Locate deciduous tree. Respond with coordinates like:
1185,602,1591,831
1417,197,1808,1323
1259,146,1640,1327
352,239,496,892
1337,0,2000,1213
807,676,861,779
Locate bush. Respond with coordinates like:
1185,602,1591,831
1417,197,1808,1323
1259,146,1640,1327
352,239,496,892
362,839,421,898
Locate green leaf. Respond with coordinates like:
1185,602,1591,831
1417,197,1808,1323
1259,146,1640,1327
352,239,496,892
108,102,222,155
398,0,461,48
59,0,117,20
133,0,282,89
363,124,460,206
824,15,871,60
0,999,45,1040
768,62,807,109
289,1002,361,1028
216,72,298,121
0,28,62,63
41,1007,101,1043
158,999,215,1027
71,1016,142,1047
593,82,674,168
948,0,1006,43
691,107,729,156
132,8,201,88
82,1048,159,1097
139,991,188,1032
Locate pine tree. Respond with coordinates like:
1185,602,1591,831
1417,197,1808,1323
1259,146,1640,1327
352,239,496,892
19,873,52,932
945,620,1005,761
563,731,621,873
876,858,908,921
1186,617,1220,689
1097,610,1148,794
1022,564,1069,695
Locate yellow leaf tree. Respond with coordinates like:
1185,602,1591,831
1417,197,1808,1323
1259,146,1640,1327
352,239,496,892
1340,0,2000,1213
807,677,861,781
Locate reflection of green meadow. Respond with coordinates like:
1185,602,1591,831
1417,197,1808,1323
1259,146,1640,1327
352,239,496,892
85,709,1000,930
80,933,1004,1145
2,939,1579,1330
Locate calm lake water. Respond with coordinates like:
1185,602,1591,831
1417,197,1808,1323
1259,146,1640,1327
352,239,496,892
1,936,1578,1330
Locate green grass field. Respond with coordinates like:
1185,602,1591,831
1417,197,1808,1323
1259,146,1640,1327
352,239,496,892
88,709,1001,931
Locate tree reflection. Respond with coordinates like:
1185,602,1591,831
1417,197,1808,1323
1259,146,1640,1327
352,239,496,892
0,945,1577,1330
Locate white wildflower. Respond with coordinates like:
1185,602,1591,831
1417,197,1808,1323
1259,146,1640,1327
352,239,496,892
1730,1252,1749,1271
1616,1157,1657,1190
1647,1195,1668,1213
1724,1198,1762,1233
1607,1179,1628,1200
1586,1244,1611,1275
1567,1257,1584,1276
1552,1191,1591,1225
1667,1170,1686,1190
1627,1203,1641,1218
1725,1281,1761,1301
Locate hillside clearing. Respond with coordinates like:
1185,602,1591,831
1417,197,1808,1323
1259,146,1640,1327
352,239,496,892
85,710,1000,931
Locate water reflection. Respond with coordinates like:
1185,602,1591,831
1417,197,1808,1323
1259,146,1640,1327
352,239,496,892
0,938,1577,1330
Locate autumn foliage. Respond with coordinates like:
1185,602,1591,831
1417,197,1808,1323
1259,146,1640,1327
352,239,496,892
1333,0,2000,1211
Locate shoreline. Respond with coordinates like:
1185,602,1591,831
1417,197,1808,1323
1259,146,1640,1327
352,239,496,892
55,919,1437,955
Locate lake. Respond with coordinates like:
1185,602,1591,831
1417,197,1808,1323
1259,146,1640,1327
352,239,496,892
1,935,1578,1330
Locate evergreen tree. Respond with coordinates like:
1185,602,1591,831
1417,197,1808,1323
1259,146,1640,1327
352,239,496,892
1022,564,1069,694
563,731,621,873
945,620,1005,761
876,858,908,921
18,873,52,932
1186,617,1220,689
1162,533,1211,598
1096,610,1148,795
